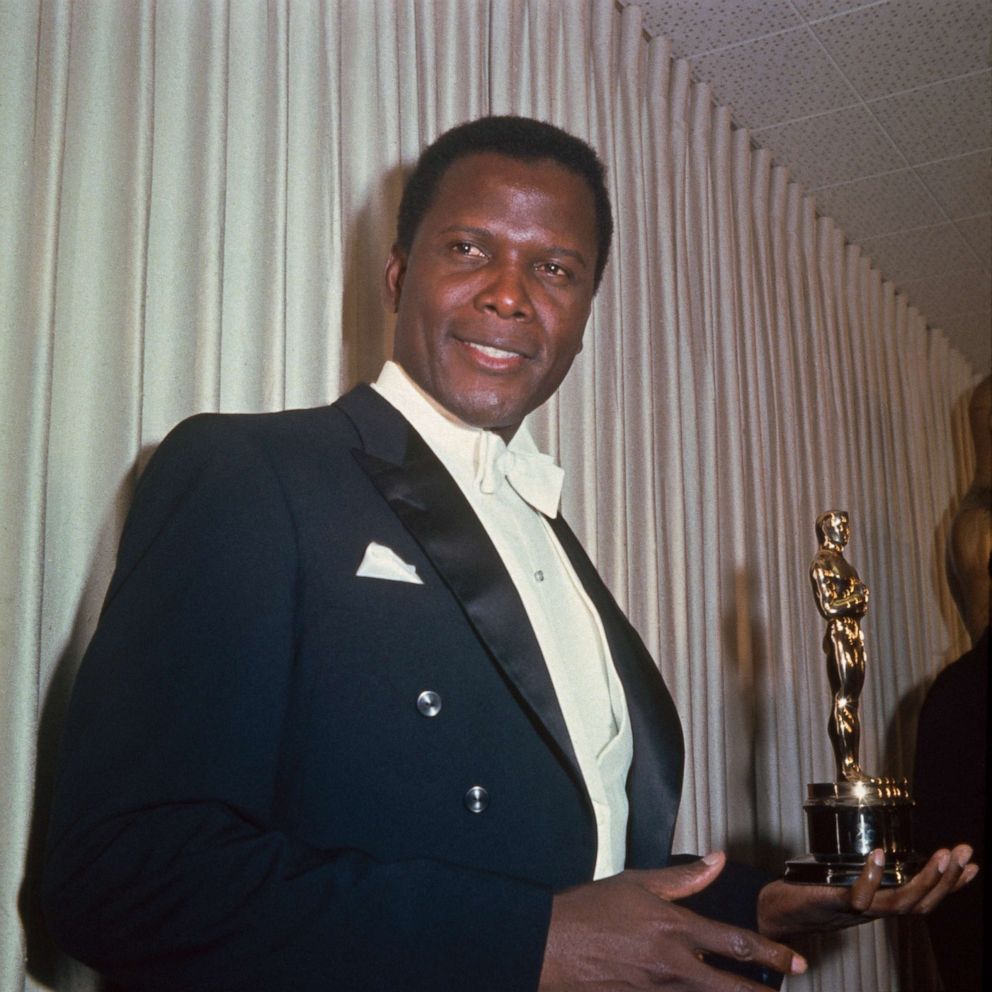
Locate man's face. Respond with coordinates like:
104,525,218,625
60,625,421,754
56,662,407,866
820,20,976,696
385,152,598,440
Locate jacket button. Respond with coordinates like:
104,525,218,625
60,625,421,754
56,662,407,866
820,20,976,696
416,690,442,717
464,785,489,813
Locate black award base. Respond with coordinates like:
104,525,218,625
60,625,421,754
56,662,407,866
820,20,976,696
784,780,924,887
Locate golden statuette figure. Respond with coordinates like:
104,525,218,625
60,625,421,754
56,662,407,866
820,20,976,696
785,511,923,886
810,510,870,783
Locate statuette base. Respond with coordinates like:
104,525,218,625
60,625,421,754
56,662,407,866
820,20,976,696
783,853,922,887
784,779,924,887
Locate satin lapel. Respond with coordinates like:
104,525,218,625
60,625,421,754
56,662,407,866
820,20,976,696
335,386,583,789
547,514,685,867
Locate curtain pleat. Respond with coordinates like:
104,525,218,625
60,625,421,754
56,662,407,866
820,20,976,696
2,2,978,990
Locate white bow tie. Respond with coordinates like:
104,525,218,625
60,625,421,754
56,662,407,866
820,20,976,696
476,431,564,517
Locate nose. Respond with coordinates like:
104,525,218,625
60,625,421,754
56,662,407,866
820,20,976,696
475,260,533,320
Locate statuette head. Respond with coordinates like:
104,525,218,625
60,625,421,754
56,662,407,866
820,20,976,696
815,510,850,550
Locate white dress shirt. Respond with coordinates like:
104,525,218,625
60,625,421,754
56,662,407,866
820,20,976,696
372,360,632,879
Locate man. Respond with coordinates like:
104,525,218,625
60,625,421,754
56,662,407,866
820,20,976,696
913,379,990,992
810,510,871,783
43,117,975,991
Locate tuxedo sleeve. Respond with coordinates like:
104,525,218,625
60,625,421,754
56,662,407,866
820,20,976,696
42,414,551,992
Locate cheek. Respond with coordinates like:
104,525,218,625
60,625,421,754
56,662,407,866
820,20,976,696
548,324,585,367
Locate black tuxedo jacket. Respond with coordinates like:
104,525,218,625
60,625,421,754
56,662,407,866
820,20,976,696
44,386,769,991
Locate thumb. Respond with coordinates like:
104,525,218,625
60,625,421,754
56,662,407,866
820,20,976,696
639,852,726,901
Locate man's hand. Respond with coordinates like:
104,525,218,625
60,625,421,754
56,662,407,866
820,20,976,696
539,852,807,991
758,845,979,940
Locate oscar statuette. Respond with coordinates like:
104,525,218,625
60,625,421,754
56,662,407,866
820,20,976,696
784,511,923,886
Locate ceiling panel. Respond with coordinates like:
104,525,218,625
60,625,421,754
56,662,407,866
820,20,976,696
690,28,855,129
901,269,992,325
940,311,992,371
790,0,878,18
635,0,800,58
869,70,992,166
811,0,989,100
753,105,903,189
859,224,978,286
811,169,945,242
917,149,992,220
624,0,991,374
954,214,992,264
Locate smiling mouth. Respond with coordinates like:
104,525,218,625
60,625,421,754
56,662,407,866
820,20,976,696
469,342,520,358
458,338,530,369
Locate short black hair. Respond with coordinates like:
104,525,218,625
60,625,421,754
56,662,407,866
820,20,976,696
396,115,614,291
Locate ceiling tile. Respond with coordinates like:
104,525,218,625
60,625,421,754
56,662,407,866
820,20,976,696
691,28,855,129
869,70,992,166
954,214,992,267
630,0,990,372
811,0,990,101
631,1,800,59
916,149,992,220
900,269,992,325
791,1,877,19
753,105,903,190
935,311,991,373
812,169,945,242
860,223,977,287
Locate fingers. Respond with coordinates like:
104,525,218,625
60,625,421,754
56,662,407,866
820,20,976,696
915,845,975,914
892,845,972,914
638,851,727,901
637,861,808,983
956,863,980,889
948,844,978,891
541,872,804,992
694,911,808,981
849,848,887,911
849,845,979,917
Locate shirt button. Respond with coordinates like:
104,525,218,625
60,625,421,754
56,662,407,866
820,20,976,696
464,785,489,813
416,690,442,717
534,570,544,582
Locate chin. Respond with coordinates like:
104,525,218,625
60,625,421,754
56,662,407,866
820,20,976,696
460,409,518,433
452,396,522,434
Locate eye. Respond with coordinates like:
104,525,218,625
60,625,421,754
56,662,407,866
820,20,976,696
537,261,571,280
449,241,486,258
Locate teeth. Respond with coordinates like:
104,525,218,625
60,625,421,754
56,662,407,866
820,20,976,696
470,343,518,358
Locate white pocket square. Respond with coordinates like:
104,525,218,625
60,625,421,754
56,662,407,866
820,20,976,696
356,541,424,585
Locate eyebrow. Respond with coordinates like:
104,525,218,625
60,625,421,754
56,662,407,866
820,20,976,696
438,225,589,269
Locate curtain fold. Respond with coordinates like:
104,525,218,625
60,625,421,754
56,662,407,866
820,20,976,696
2,2,978,989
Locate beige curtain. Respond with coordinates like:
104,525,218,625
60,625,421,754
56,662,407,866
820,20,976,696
1,2,977,990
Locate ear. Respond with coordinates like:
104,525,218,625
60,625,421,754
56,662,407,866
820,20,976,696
383,244,408,314
576,313,590,354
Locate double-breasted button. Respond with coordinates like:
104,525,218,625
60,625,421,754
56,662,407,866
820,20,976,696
464,785,489,813
416,690,442,717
